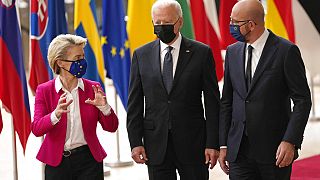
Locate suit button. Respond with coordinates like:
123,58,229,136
245,100,250,103
168,100,171,104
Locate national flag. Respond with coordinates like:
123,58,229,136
0,0,31,152
219,0,237,49
266,0,295,43
74,0,105,90
292,0,320,77
296,0,319,34
190,0,224,81
29,0,68,93
102,0,131,110
127,0,156,54
177,0,195,39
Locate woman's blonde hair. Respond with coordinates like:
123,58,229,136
48,34,87,74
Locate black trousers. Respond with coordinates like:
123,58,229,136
45,145,103,180
147,132,209,180
229,135,292,180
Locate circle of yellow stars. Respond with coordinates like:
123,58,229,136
101,36,129,59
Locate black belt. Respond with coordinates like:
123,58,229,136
63,145,89,157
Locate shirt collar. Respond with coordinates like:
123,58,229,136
160,32,182,53
247,29,269,52
55,75,84,93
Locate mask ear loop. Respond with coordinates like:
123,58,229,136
57,60,75,76
242,20,256,37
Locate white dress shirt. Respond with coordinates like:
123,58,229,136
160,32,182,77
221,29,270,149
245,29,270,77
50,76,111,150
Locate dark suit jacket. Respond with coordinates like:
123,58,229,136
220,30,312,163
127,37,220,165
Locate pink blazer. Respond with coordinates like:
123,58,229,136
31,78,118,167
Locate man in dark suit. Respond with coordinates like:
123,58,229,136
126,0,220,179
218,0,312,179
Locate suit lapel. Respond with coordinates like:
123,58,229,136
171,37,193,92
247,32,278,94
235,43,247,97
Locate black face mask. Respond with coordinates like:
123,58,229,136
153,18,179,44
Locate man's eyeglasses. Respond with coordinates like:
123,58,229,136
230,18,257,26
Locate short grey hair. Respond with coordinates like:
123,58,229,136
151,0,183,19
47,34,87,74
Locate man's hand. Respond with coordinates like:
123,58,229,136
218,148,229,174
131,146,148,164
55,92,73,119
205,148,219,169
276,141,295,168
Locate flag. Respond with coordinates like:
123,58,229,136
0,1,31,152
74,0,105,89
127,0,156,54
219,0,237,49
102,0,131,110
177,0,195,39
190,0,224,81
266,0,295,43
292,0,320,77
296,0,319,34
29,0,68,93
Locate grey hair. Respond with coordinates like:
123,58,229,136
151,0,183,19
47,34,87,74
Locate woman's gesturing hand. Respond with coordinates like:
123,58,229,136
55,92,73,119
85,85,107,106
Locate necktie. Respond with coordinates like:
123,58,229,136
163,46,173,93
245,45,253,90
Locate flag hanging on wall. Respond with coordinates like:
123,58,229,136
219,0,237,49
102,0,131,110
29,0,68,93
292,0,320,77
266,0,295,43
74,0,105,90
127,0,156,54
177,0,195,39
0,0,31,152
190,0,224,81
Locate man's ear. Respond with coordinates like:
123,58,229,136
179,17,184,30
249,21,256,31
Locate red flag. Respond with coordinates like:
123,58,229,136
29,0,68,93
266,0,295,43
190,0,224,81
219,0,237,49
0,1,31,152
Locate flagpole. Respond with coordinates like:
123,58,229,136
11,117,18,180
105,86,133,167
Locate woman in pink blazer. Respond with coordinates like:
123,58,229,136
31,34,118,180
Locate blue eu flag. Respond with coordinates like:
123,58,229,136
102,0,131,110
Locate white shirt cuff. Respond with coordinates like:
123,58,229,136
220,146,227,149
50,109,60,125
96,104,111,116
